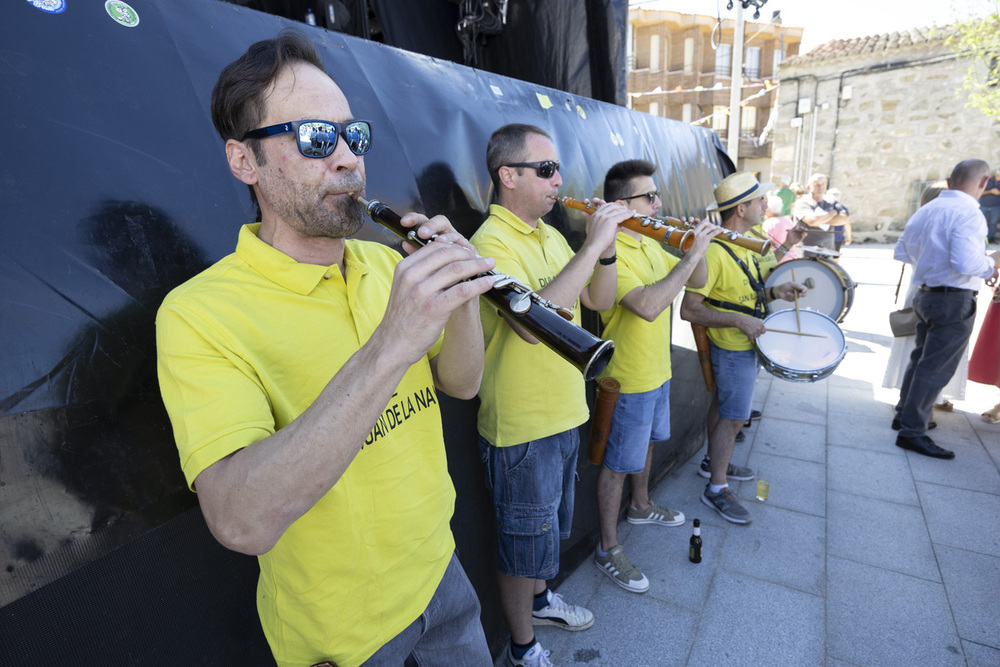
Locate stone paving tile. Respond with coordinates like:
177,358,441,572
918,482,1000,558
906,437,1000,494
826,557,964,667
934,544,1000,648
532,589,699,667
963,640,1000,667
744,451,825,517
687,570,824,667
826,490,940,581
749,417,826,464
825,408,899,452
719,502,826,596
827,444,920,506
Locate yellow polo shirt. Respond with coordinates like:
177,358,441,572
598,232,680,393
156,224,453,667
686,239,765,351
471,205,589,447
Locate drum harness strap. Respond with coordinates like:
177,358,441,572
703,240,771,320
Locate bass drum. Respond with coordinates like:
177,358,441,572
765,257,855,322
756,310,847,382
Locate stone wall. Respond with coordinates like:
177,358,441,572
770,39,1000,242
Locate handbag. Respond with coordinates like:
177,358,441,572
889,307,918,337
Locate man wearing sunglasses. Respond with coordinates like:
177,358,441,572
156,31,493,667
471,123,633,667
592,160,716,594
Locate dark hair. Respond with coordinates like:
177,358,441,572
603,159,656,203
211,29,324,209
486,123,552,197
949,158,990,189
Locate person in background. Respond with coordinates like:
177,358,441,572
793,173,850,255
893,158,1000,459
883,181,967,413
969,282,1000,423
979,166,1000,244
774,175,796,217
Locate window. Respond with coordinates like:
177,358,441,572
773,49,784,77
713,105,728,133
741,106,758,136
715,44,732,77
650,34,660,71
745,47,761,80
684,37,695,73
682,104,692,123
649,102,659,117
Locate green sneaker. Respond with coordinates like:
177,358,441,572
594,545,649,593
626,501,685,526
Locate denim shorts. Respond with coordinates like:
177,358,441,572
603,380,671,474
477,429,579,580
709,341,759,421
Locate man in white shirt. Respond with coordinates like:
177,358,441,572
893,158,1000,458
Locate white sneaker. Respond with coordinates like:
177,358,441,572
531,589,594,631
505,641,553,667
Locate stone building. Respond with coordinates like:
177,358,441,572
628,7,802,176
771,27,1000,241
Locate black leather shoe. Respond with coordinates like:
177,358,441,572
896,434,955,459
892,418,936,431
744,409,762,428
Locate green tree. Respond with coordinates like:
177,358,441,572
946,2,1000,121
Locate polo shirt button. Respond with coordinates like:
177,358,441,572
323,273,332,280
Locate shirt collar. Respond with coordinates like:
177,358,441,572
235,224,364,295
489,204,542,235
616,231,642,249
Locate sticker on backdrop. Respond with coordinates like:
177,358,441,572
26,0,67,14
105,0,139,27
576,105,587,120
535,93,553,110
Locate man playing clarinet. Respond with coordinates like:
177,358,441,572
156,30,494,667
471,123,631,667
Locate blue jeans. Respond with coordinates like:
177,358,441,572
895,289,977,437
981,205,999,242
604,380,671,474
709,341,759,421
361,553,491,666
478,429,579,580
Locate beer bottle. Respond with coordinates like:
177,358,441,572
689,519,702,563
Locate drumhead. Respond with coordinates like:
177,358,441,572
756,310,846,375
765,258,851,321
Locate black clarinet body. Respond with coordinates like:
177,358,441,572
354,195,615,380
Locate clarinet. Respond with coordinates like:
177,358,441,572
352,195,615,381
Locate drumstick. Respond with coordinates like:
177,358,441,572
791,268,802,332
764,328,827,338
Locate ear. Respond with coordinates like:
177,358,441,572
497,165,518,190
226,139,259,187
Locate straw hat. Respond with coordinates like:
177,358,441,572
706,172,774,212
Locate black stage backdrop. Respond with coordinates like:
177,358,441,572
1,0,728,663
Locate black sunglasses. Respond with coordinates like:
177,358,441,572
242,119,373,158
621,190,659,205
503,160,560,179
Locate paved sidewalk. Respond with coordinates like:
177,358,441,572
532,245,1000,666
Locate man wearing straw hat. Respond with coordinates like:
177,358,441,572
681,172,805,524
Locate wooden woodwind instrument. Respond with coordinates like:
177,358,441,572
561,197,694,252
561,197,772,255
